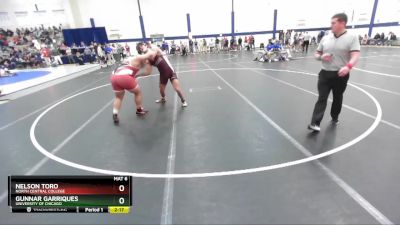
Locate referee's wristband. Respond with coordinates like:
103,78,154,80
346,63,353,70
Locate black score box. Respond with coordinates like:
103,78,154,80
79,207,109,213
11,206,130,214
11,206,79,213
8,176,133,207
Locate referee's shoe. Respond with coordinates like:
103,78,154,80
308,124,321,132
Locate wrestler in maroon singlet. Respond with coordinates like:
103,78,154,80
148,54,178,85
137,43,188,107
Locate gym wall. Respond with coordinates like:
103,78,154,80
0,0,398,41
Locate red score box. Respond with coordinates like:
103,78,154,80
44,183,130,195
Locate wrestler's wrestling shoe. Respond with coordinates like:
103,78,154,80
113,114,119,124
136,107,149,116
155,98,167,104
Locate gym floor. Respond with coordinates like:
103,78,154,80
0,46,399,224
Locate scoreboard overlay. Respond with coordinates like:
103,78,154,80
8,176,132,213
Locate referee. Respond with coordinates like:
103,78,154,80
308,13,360,132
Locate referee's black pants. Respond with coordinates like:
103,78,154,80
311,70,349,126
303,40,310,53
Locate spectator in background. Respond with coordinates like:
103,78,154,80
97,44,106,66
33,52,44,68
189,39,194,54
5,29,13,37
111,44,117,59
51,46,63,65
117,44,125,60
75,52,84,65
181,42,188,56
209,39,215,53
373,33,380,40
229,37,234,50
9,56,17,69
238,36,242,50
223,36,228,51
289,31,295,50
194,39,198,53
390,32,397,40
170,41,177,54
71,43,78,54
201,39,207,54
93,42,98,56
285,30,291,46
58,42,67,55
215,38,220,53
249,35,255,50
124,43,131,56
32,39,41,50
108,44,117,64
84,46,93,63
0,25,101,69
160,41,166,52
279,30,284,43
311,36,316,46
297,32,304,51
0,61,16,77
40,45,51,66
65,46,75,64
303,32,311,53
0,57,12,70
161,41,169,54
362,34,369,45
7,38,15,48
253,39,273,62
380,32,385,42
386,32,396,46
